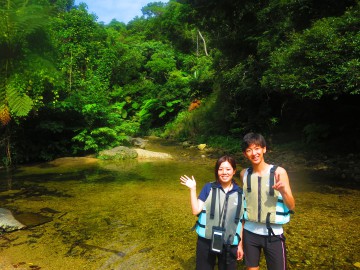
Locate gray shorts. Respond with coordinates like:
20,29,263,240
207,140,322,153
243,229,287,270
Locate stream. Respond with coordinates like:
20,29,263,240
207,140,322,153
0,138,359,270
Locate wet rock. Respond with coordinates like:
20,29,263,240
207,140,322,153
98,146,138,160
48,157,99,168
182,141,191,147
15,212,53,228
134,149,172,159
131,137,148,149
0,208,26,232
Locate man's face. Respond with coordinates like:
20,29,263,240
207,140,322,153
243,144,266,165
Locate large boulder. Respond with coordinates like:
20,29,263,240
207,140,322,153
134,149,172,159
0,208,26,232
98,145,172,160
98,146,138,160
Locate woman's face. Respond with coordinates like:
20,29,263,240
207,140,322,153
217,161,236,184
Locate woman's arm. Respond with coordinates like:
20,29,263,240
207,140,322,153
237,220,245,260
180,175,204,215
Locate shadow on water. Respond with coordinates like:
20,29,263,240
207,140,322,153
0,141,359,270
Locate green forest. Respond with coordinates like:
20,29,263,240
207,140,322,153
1,0,359,166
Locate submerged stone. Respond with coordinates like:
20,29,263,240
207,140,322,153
15,212,53,228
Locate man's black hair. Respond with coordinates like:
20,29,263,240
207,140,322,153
241,133,267,152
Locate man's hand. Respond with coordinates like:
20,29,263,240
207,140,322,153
272,168,295,210
272,172,286,193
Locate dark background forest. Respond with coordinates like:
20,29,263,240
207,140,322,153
1,0,359,166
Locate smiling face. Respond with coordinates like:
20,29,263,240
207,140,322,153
243,143,267,166
217,161,236,185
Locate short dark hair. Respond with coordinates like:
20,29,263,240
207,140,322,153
241,132,266,152
215,155,236,181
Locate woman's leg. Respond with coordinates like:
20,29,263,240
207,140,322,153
196,237,216,270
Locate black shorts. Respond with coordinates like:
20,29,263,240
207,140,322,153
243,229,287,270
196,236,239,270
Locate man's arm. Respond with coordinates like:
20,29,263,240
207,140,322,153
273,167,295,210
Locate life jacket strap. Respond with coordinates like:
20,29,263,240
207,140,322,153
266,212,285,242
192,220,205,230
210,182,217,220
269,165,278,196
246,168,253,192
234,189,243,224
276,210,294,216
277,198,295,215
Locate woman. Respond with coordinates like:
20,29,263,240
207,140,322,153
180,155,244,270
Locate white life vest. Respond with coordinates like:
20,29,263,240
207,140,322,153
243,166,293,227
195,183,243,245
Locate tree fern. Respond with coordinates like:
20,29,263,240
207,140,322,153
6,81,33,117
0,0,50,124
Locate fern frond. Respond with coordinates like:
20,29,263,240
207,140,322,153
6,86,33,117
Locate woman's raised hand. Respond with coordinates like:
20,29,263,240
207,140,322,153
180,175,196,190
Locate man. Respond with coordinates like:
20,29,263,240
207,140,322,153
240,132,295,270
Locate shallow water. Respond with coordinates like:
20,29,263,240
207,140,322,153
0,139,359,270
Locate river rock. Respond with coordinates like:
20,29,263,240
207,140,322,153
134,149,173,159
197,144,207,150
131,137,148,149
0,208,26,232
98,146,138,160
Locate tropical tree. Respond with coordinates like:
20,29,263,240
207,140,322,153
0,0,59,166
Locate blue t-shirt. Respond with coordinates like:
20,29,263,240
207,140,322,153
198,181,241,202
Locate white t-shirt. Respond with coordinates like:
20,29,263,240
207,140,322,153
244,220,283,236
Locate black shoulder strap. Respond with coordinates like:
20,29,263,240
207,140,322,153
210,182,218,220
269,165,278,196
246,168,253,192
234,189,243,223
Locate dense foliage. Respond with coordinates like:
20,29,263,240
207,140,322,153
0,0,359,165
